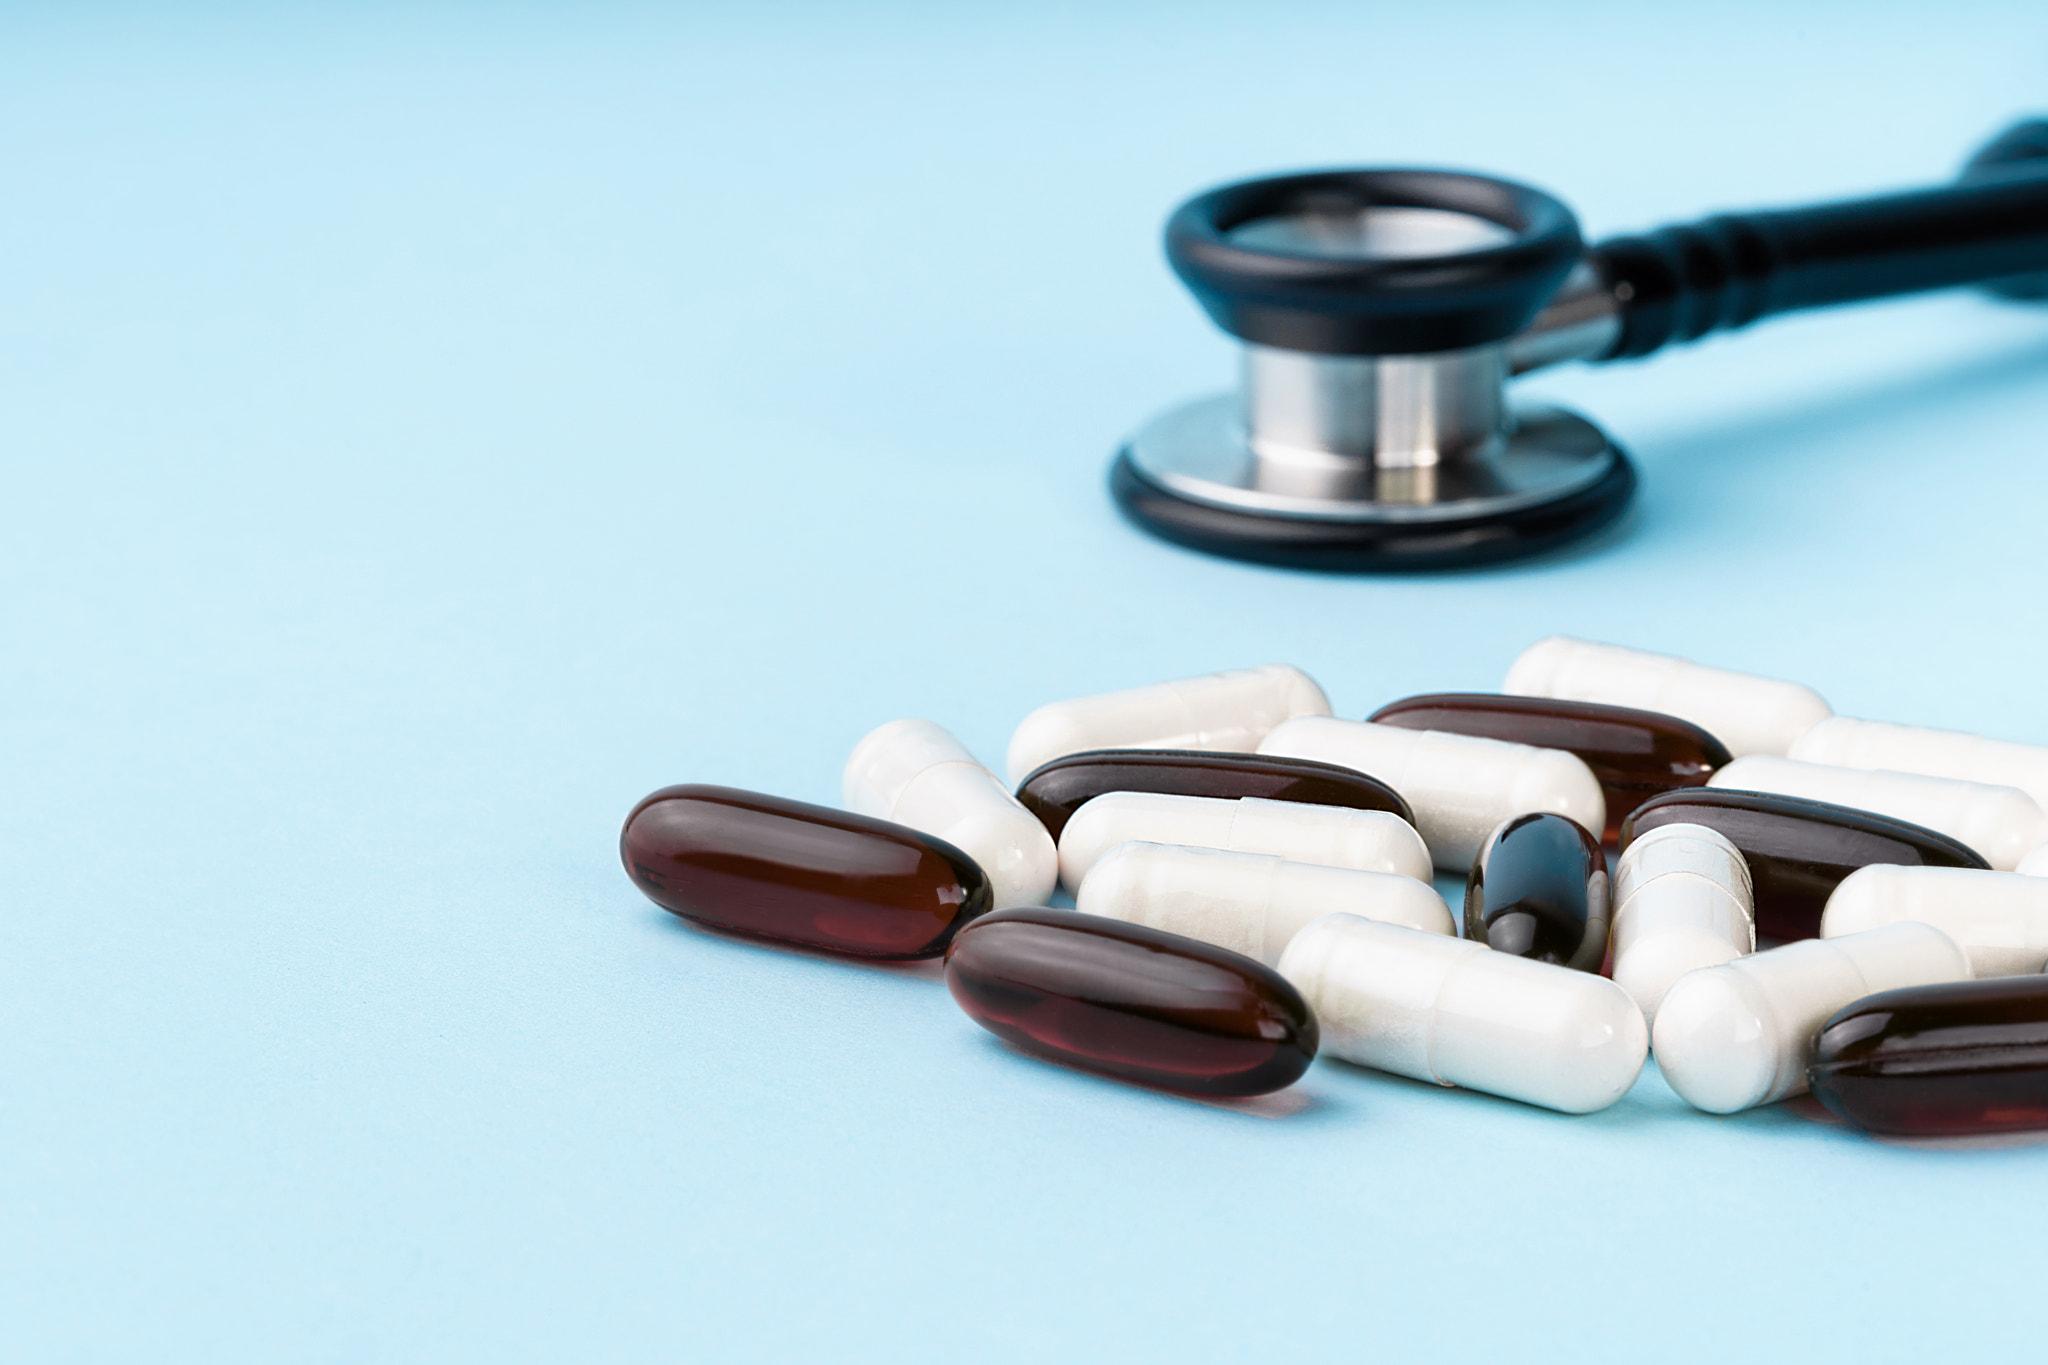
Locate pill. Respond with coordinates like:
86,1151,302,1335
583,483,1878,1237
843,718,1058,907
1257,717,1604,870
1609,823,1755,1021
1014,748,1411,842
1276,914,1648,1114
1709,755,2048,872
1820,865,2048,977
944,906,1318,1097
1620,788,1988,944
1651,922,1971,1114
1503,635,1830,758
1789,716,2048,814
1056,791,1431,893
1075,840,1454,964
1004,664,1331,786
1369,692,1731,843
621,784,991,959
1464,813,1609,972
1808,975,2048,1137
2023,843,2048,877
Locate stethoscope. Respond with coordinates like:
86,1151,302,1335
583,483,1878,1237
1112,119,2048,573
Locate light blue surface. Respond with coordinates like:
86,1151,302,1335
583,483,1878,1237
4,3,2048,1359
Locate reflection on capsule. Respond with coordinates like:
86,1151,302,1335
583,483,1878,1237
1013,748,1411,842
1464,812,1608,972
1609,823,1755,1022
1057,791,1430,893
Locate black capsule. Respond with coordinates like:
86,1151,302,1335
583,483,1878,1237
1013,748,1413,842
1464,813,1609,972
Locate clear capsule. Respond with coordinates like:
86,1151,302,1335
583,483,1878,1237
1503,635,1831,759
1609,823,1755,1022
1257,717,1604,871
1057,790,1430,894
1652,922,1971,1114
1076,840,1454,965
1712,754,2048,872
844,719,1058,907
1004,664,1331,786
1277,914,1648,1114
1821,865,2048,977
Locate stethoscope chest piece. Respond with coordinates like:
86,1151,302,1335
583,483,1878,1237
1114,125,2048,572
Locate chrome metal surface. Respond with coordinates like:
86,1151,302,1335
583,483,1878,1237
1124,393,1621,523
1227,205,1516,260
1243,344,1508,474
1507,260,1622,373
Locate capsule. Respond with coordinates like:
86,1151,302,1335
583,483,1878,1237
1820,865,2048,977
843,718,1058,907
944,906,1318,1097
621,784,991,959
1620,788,1989,944
1609,823,1755,1021
1369,692,1732,842
1257,717,1604,870
1809,975,2048,1137
1014,748,1412,842
1464,813,1609,972
1276,914,1648,1114
1057,791,1431,893
1503,636,1831,759
1075,840,1454,964
1710,755,2048,872
1004,664,1331,785
1789,716,2048,814
2023,843,2048,877
1652,922,1971,1114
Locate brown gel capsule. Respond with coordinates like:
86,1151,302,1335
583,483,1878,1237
1619,788,1987,945
1465,813,1609,972
944,907,1318,1097
1810,976,2048,1137
1368,692,1732,843
620,784,991,960
1013,748,1412,842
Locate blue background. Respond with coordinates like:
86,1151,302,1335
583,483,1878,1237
4,3,2047,1359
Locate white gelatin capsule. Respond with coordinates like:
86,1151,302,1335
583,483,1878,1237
1276,914,1648,1114
1652,922,1971,1114
1503,635,1831,758
1609,823,1756,1022
1788,717,2048,815
1076,841,1454,965
844,718,1058,907
1709,755,2048,871
1055,791,1430,893
1004,664,1331,785
1256,717,1603,871
1820,865,2048,977
2021,843,2048,877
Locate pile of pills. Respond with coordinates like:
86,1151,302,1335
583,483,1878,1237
619,637,2048,1137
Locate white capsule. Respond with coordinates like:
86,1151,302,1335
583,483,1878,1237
1277,914,1648,1114
843,718,1057,907
2022,843,2048,877
1820,864,2048,977
1708,755,2048,871
1003,664,1331,785
1503,635,1830,758
1256,717,1603,871
1652,922,1971,1114
1609,824,1756,1023
1055,791,1430,893
1788,716,2048,816
1076,841,1453,965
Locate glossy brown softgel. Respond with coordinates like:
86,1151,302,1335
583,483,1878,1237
1464,812,1608,971
1014,748,1412,842
620,784,991,960
944,907,1318,1097
1809,976,2048,1137
1368,692,1732,843
1619,788,1988,943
